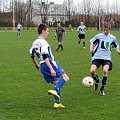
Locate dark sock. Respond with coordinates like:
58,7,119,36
78,41,80,44
83,41,85,47
92,74,100,83
60,44,63,50
56,45,60,50
101,76,107,90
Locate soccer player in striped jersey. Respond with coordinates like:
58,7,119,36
29,24,69,108
90,22,120,96
77,22,86,49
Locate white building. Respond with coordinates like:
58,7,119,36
32,2,69,25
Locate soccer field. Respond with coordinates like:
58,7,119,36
0,31,120,120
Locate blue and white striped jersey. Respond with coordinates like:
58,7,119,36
29,38,54,64
77,25,86,34
90,33,119,61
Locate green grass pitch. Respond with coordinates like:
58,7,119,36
0,30,120,120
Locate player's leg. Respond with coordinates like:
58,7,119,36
17,29,20,36
47,80,63,108
56,42,64,51
78,34,81,44
82,34,85,49
59,36,64,51
52,74,69,94
40,63,60,99
53,74,69,108
17,29,19,36
52,80,65,109
52,80,60,103
19,30,21,35
56,43,61,51
78,39,81,44
40,63,65,108
45,62,69,108
54,94,65,108
56,37,61,51
100,61,112,96
49,74,69,109
90,60,101,90
60,42,64,51
46,62,69,92
82,39,85,49
52,63,69,108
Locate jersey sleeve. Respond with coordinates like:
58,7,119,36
29,42,42,58
111,37,119,49
29,46,36,58
90,34,101,46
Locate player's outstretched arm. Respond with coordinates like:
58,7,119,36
32,58,39,70
90,44,94,54
44,58,56,76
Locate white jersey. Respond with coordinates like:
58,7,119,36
17,24,22,29
77,25,86,34
29,38,55,64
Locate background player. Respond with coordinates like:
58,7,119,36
55,22,66,51
90,22,120,96
29,24,69,109
17,23,22,36
77,22,86,49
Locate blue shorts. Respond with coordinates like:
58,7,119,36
92,59,112,71
40,61,65,83
17,28,21,32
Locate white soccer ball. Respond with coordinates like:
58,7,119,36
82,76,94,87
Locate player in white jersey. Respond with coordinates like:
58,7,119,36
77,22,86,49
29,24,69,109
90,22,120,96
17,23,22,36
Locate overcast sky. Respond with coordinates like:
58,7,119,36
48,0,116,4
48,0,63,4
47,0,115,6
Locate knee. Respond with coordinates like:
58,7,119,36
63,74,69,82
103,69,108,75
90,65,97,75
103,65,109,75
90,69,96,75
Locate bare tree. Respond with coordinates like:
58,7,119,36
32,0,49,24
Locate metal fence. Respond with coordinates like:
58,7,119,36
0,27,98,31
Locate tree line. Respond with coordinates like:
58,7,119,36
0,0,120,30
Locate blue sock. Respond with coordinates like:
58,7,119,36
52,78,65,92
54,91,60,104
